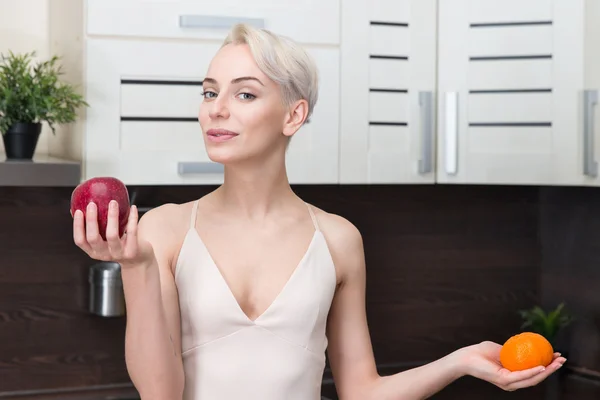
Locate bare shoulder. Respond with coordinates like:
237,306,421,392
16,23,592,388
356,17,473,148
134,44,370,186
137,201,197,272
310,206,365,283
137,202,191,233
311,206,363,249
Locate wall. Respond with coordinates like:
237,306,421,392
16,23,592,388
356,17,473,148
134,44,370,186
540,186,600,372
0,0,50,56
0,184,542,398
0,0,84,162
0,0,51,155
0,187,128,394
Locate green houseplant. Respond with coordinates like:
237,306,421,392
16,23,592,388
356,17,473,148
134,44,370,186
519,304,575,399
519,302,574,348
0,51,87,160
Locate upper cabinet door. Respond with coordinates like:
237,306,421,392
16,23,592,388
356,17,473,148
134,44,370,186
437,0,584,185
339,0,437,184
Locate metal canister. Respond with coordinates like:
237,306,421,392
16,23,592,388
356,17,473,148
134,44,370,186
88,261,125,317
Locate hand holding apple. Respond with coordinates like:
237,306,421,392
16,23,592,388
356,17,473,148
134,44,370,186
71,177,154,267
70,177,130,240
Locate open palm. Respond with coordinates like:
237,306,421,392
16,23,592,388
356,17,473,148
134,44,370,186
464,341,566,391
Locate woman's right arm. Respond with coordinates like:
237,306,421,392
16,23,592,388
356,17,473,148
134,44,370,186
121,206,185,400
73,202,185,400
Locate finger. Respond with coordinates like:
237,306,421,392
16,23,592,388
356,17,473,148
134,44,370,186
124,205,139,241
105,200,124,257
504,365,547,383
506,368,556,390
505,359,566,390
73,209,92,253
86,202,108,251
123,205,139,258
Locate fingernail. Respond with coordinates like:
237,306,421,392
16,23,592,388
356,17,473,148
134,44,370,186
109,200,116,209
539,367,546,372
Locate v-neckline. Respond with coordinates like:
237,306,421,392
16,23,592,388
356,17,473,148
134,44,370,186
190,228,320,324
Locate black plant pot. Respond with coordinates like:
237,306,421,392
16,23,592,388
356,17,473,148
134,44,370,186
2,122,42,160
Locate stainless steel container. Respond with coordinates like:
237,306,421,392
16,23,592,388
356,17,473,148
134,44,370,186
89,261,125,317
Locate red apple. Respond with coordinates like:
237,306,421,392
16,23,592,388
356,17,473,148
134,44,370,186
70,177,130,241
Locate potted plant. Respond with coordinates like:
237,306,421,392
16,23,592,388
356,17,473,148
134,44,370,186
0,51,87,160
519,302,574,350
519,302,574,400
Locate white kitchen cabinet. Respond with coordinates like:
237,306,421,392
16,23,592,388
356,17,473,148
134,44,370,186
81,0,600,186
341,0,600,186
82,0,340,184
339,0,437,183
437,0,597,186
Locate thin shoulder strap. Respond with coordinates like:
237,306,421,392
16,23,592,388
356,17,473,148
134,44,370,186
306,203,320,232
190,199,200,229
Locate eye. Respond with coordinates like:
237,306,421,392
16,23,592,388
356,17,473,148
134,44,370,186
201,90,217,99
238,92,256,101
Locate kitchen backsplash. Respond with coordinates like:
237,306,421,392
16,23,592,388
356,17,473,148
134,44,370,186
0,183,551,395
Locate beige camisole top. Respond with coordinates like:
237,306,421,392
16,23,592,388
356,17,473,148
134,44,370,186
174,200,337,399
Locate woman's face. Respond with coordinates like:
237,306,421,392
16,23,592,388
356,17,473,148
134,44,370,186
199,43,306,166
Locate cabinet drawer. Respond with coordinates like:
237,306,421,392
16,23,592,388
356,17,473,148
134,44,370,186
86,0,340,45
120,80,203,119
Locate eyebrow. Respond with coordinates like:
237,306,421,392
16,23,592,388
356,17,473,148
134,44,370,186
203,76,264,86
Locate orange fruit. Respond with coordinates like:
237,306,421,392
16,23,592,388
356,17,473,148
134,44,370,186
500,332,554,372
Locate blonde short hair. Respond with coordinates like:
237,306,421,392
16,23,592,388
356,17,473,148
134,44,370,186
221,23,319,123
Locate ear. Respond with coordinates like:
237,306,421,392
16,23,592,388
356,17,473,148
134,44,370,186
282,99,309,137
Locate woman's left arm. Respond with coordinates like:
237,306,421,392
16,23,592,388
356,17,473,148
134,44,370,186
322,214,566,400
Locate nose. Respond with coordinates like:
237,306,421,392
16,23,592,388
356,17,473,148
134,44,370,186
208,94,230,120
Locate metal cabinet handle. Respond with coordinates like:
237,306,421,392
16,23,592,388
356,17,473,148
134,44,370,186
418,91,434,174
179,15,265,29
583,90,598,178
177,161,224,175
444,92,458,175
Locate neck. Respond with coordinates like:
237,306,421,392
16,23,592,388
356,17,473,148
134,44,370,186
213,149,298,220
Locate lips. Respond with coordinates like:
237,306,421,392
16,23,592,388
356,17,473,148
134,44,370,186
206,128,238,143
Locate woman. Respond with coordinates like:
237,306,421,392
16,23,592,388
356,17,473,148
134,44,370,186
73,24,565,400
